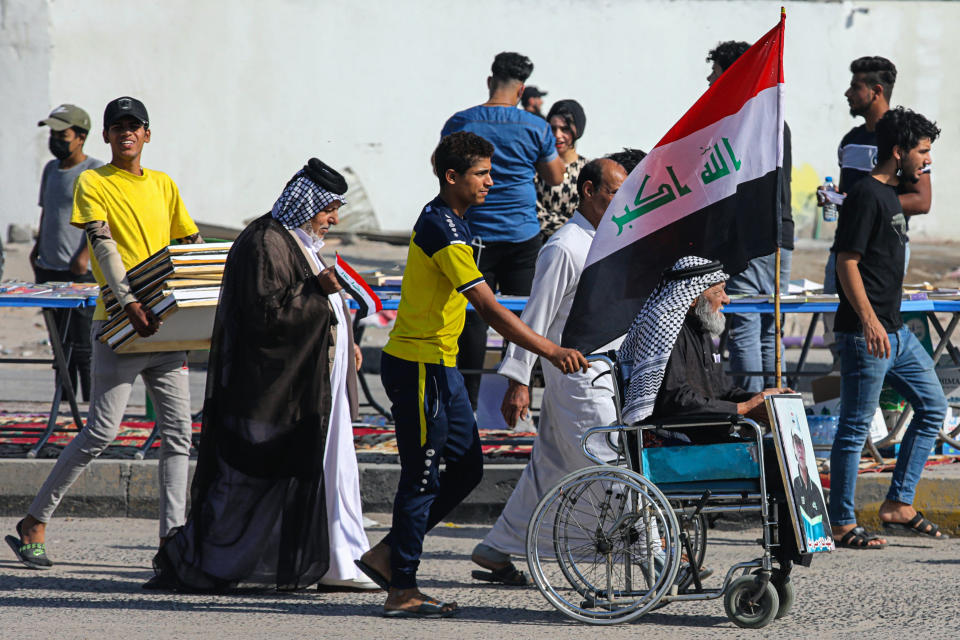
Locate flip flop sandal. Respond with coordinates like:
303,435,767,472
882,511,951,539
354,559,390,590
471,562,531,586
382,598,459,619
837,526,886,550
6,520,53,570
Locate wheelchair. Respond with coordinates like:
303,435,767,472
525,354,810,628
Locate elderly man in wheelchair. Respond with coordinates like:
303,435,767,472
525,257,820,628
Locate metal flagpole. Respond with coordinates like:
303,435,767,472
775,6,786,389
775,247,782,387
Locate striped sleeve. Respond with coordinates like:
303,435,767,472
433,243,484,293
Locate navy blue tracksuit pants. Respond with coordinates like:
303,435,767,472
380,352,483,589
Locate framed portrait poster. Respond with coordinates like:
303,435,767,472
765,394,835,553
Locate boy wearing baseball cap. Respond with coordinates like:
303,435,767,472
7,97,204,569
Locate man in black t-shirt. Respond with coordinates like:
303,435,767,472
829,107,948,549
820,57,932,358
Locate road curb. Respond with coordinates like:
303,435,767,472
851,467,960,535
0,460,530,522
1,459,958,533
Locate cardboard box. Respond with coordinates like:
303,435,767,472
811,375,842,403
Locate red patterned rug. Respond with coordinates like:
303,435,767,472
10,412,949,469
0,413,201,450
0,412,535,458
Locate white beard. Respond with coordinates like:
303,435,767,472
298,221,321,243
694,295,726,336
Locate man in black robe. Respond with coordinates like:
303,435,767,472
147,159,348,591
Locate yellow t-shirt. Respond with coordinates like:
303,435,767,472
383,197,485,367
71,164,198,320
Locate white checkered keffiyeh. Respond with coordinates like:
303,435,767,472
271,171,347,230
617,256,729,425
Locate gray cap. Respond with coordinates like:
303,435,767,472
38,104,92,131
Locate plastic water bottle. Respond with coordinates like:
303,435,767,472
807,417,822,445
825,417,839,445
822,176,838,222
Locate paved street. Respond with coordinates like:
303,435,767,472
1,515,958,639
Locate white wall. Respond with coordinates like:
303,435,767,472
0,0,51,230
2,0,958,239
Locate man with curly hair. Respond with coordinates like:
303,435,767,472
830,107,947,548
705,40,795,393
705,40,750,85
441,52,565,410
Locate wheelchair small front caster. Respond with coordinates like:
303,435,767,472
771,572,795,619
755,567,795,619
723,575,779,628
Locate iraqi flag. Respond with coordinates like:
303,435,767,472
334,253,382,324
562,12,786,353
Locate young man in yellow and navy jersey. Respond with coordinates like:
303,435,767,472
357,132,587,618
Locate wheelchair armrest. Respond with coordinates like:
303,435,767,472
638,413,742,429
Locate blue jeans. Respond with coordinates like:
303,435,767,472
828,326,946,526
726,249,792,392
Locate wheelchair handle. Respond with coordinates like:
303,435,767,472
581,424,635,465
579,354,626,465
584,353,623,425
585,353,615,371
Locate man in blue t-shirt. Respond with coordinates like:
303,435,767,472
441,51,564,408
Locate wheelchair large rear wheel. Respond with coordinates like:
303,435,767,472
526,466,681,624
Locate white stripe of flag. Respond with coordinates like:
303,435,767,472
334,253,383,320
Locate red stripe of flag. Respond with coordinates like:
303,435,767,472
335,254,383,318
560,11,787,354
658,15,784,147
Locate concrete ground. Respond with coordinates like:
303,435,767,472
1,515,958,640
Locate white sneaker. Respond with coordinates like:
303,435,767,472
317,575,382,591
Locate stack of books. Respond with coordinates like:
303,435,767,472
97,243,230,353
